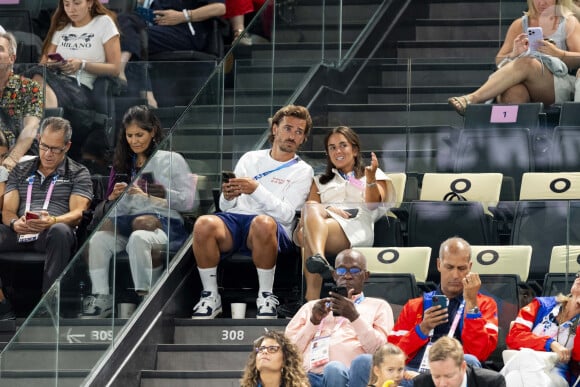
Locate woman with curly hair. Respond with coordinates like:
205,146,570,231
241,330,310,387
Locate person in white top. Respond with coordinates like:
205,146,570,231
28,0,121,110
286,126,395,312
191,105,314,320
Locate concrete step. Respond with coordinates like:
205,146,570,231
326,103,464,127
140,370,242,387
378,62,496,87
415,18,510,41
428,0,526,19
276,22,367,43
0,370,88,387
367,85,477,104
155,344,251,371
9,318,126,344
0,342,108,370
293,0,381,24
397,40,501,59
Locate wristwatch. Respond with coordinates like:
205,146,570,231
9,218,17,231
468,306,480,314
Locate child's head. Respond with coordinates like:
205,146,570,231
369,343,407,386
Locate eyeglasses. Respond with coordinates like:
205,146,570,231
39,142,67,154
255,345,281,354
335,267,363,276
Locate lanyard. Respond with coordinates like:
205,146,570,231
448,300,466,338
314,294,365,339
253,157,299,180
338,170,365,190
25,174,58,212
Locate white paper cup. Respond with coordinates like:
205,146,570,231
231,303,246,319
118,303,136,318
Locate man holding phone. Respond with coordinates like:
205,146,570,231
285,249,394,387
347,238,499,387
0,32,44,171
191,105,314,319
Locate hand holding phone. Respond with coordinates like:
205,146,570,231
432,295,448,309
330,286,348,316
25,211,40,221
222,171,236,183
344,208,359,218
47,53,65,62
527,27,543,53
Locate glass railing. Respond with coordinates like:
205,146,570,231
1,0,574,383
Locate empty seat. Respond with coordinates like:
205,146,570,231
463,103,543,130
470,245,532,282
543,245,580,296
510,201,580,282
356,246,431,284
453,128,534,201
406,201,496,282
549,126,580,171
420,173,503,214
558,102,580,126
364,274,418,319
520,172,580,200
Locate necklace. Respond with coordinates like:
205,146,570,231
555,304,580,347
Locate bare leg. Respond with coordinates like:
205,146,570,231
230,14,245,36
119,51,132,84
498,83,531,104
469,57,556,105
247,215,278,269
33,74,58,108
192,214,234,268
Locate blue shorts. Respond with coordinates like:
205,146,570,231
214,212,294,258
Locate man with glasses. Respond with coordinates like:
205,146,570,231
0,32,43,171
348,237,499,387
0,117,92,293
285,248,394,387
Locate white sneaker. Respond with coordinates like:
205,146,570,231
192,291,222,319
256,291,279,319
79,294,113,319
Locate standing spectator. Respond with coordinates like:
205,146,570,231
80,105,195,318
29,0,121,110
240,330,310,387
347,237,499,387
0,32,43,171
191,105,313,319
285,249,394,387
0,117,93,293
413,337,505,387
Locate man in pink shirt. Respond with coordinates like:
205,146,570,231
285,249,394,387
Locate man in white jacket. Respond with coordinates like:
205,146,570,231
191,105,314,319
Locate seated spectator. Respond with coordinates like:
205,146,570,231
413,337,506,387
279,125,395,317
0,117,93,294
0,130,10,210
348,237,499,387
285,248,394,387
191,105,313,320
500,273,580,386
0,32,43,171
368,344,418,387
448,0,580,115
80,105,195,318
225,0,266,45
240,330,310,387
117,0,226,107
28,0,121,110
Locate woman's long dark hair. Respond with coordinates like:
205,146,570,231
112,105,164,174
319,126,365,185
42,0,119,55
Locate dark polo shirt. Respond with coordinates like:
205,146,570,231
6,156,93,217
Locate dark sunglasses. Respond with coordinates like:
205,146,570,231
335,267,363,276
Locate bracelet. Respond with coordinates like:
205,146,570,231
81,59,86,71
51,216,57,224
366,182,377,187
182,9,191,22
325,205,332,210
497,56,513,69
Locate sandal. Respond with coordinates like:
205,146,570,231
448,95,471,116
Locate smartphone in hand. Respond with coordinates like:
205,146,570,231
527,27,543,53
222,170,236,183
47,53,65,62
344,208,359,218
432,295,449,309
330,286,348,316
25,211,40,221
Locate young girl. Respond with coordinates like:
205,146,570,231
369,344,418,387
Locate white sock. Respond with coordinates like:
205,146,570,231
198,266,219,295
257,266,276,294
574,77,580,102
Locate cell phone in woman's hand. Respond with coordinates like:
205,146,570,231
47,53,65,62
527,27,543,53
344,208,359,218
